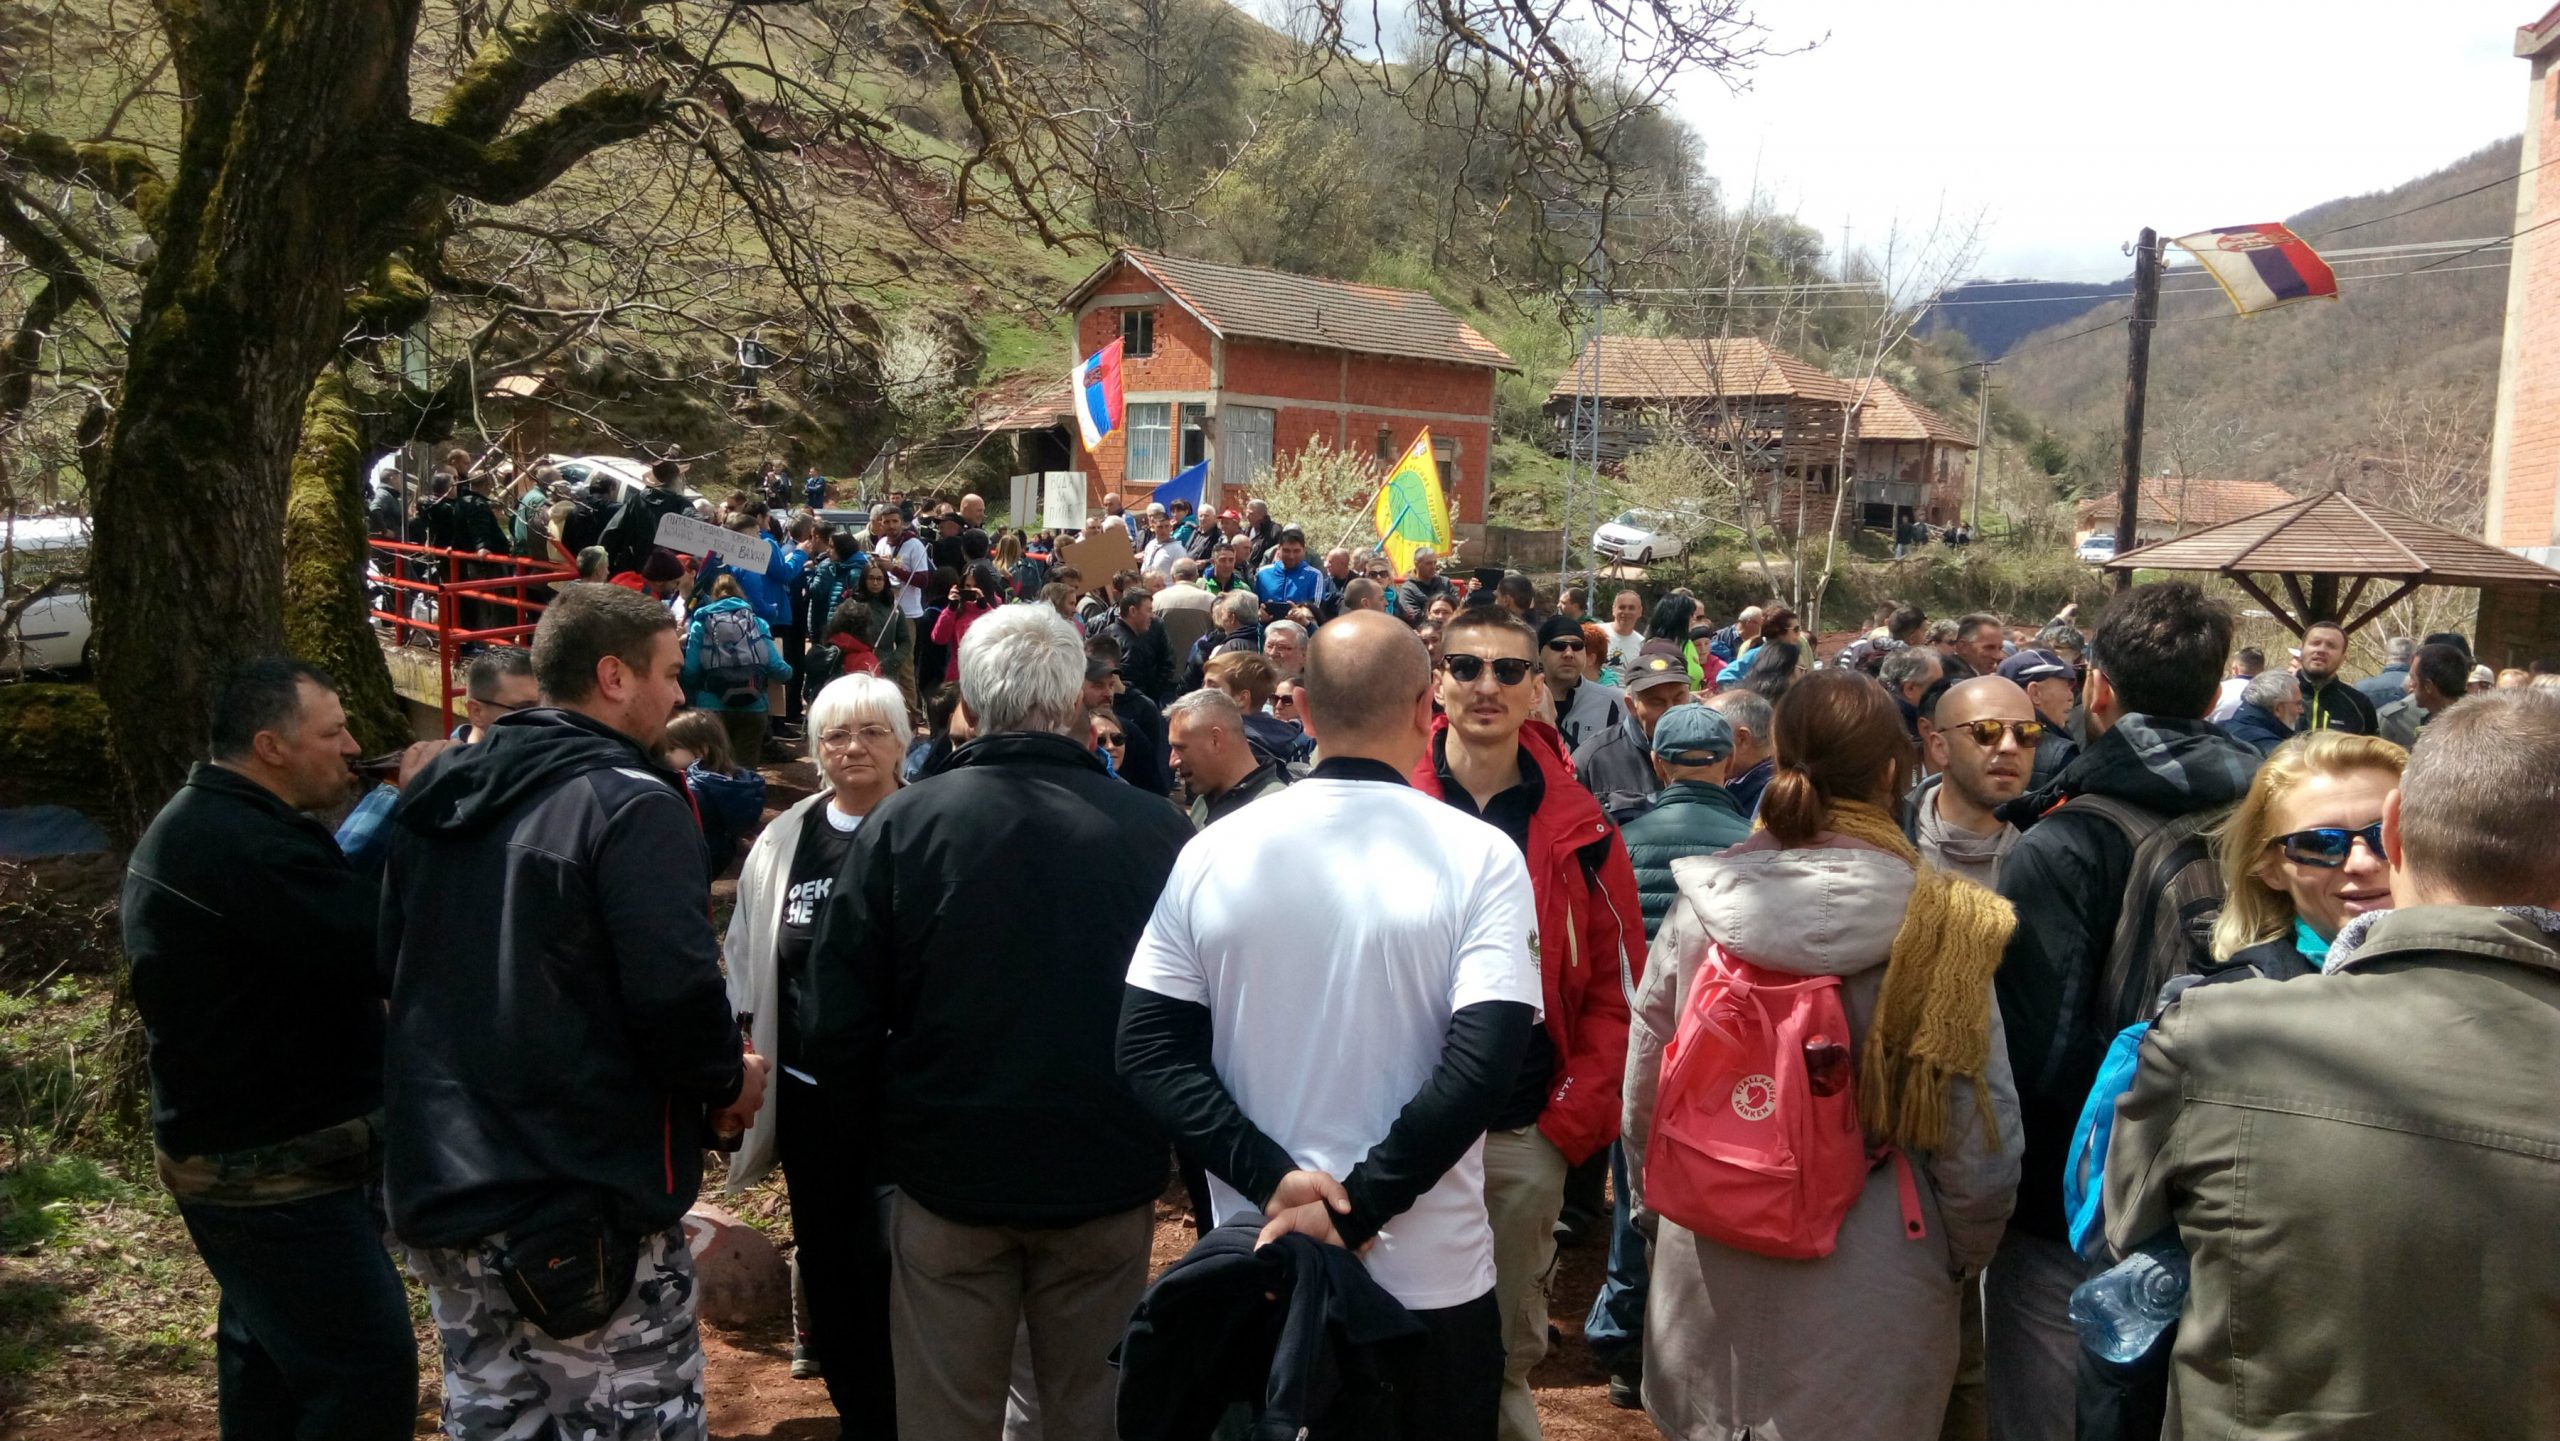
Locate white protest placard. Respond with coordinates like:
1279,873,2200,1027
1010,473,1040,528
1042,471,1089,532
654,511,769,573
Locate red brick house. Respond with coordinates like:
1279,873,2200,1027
1061,251,1513,525
2483,5,2560,661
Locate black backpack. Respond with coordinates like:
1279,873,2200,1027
2068,795,2235,1032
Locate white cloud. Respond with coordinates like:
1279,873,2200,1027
1678,1,2530,281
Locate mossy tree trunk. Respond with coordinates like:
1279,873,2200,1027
72,1,675,818
283,372,408,752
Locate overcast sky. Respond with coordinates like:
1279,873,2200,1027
1676,1,2533,282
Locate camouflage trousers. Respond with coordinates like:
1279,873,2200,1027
407,1225,705,1441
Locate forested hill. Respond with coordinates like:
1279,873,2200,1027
1993,138,2520,509
1922,280,2129,359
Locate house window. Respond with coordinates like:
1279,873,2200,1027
1120,309,1155,358
1125,402,1172,484
1432,436,1459,474
1179,405,1208,469
1220,405,1274,491
1375,426,1395,462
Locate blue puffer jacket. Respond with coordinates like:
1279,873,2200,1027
1617,780,1753,941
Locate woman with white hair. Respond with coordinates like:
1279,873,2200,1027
724,671,907,1431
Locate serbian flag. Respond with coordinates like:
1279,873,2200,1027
1074,338,1125,453
1374,430,1454,575
2169,224,2339,315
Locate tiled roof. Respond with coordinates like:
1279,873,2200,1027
2107,489,2560,586
1063,250,1515,371
2078,477,2297,530
1858,382,1976,447
1548,336,1857,405
969,371,1072,432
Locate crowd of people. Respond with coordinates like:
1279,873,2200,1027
128,464,2560,1441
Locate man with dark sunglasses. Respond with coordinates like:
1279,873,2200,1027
1912,676,2037,888
1537,614,1623,754
1408,606,1640,1441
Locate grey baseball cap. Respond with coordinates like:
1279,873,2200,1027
1650,703,1735,764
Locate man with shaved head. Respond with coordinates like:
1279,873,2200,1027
1914,675,2038,887
1121,612,1542,1436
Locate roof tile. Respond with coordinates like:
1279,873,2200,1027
2078,478,2297,531
1549,335,1856,404
1067,250,1514,371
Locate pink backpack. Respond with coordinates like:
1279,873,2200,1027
1645,943,1923,1259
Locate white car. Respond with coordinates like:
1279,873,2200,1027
2075,533,2121,564
1593,509,1688,565
2,517,92,675
367,452,685,505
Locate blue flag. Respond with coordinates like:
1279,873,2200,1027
1153,459,1208,515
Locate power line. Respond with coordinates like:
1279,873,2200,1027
2313,154,2556,238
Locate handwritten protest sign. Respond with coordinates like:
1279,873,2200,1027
655,512,769,574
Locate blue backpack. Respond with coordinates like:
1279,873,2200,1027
2064,1021,2152,1260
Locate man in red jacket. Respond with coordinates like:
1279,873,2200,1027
1411,606,1642,1441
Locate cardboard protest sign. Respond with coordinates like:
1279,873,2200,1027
655,512,769,573
1041,472,1088,532
1055,525,1135,595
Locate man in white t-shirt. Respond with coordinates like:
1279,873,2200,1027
1121,611,1540,1438
867,501,929,620
1602,589,1646,676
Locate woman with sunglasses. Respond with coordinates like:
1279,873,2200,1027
1090,710,1129,776
721,673,911,1434
2210,730,2406,980
2064,728,2407,1440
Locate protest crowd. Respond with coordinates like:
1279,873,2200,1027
125,457,2560,1441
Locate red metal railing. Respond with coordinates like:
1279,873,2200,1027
369,540,578,730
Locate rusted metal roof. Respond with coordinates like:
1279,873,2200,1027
1062,250,1514,371
2106,488,2560,586
1549,336,1855,405
2080,477,2297,531
1858,382,1976,447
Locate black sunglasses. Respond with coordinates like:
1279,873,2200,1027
1544,638,1584,653
1443,653,1534,686
2274,821,2384,869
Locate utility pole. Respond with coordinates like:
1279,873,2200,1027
1967,360,1995,532
2112,227,2161,594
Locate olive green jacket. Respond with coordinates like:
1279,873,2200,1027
2105,905,2560,1440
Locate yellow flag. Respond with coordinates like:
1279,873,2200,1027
1374,430,1453,575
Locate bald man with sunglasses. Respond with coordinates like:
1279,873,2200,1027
1914,675,2040,887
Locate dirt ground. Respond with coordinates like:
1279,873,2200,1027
697,1192,1656,1441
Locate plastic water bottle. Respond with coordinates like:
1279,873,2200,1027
2068,1238,2189,1364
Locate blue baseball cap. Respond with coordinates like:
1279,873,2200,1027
1650,703,1735,764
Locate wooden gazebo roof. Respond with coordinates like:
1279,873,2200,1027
2104,488,2560,635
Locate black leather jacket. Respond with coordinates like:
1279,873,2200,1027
379,708,745,1245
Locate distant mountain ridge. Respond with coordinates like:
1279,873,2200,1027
1992,137,2522,497
1922,278,2132,359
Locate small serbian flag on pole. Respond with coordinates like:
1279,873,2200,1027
2169,224,2339,315
1073,338,1126,453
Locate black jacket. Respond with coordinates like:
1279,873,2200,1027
378,708,745,1246
1116,1224,1426,1441
1989,714,2258,1242
2300,673,2379,736
123,764,385,1159
801,731,1192,1226
600,484,695,574
1105,615,1177,707
1113,690,1176,796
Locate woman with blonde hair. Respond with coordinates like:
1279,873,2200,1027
723,672,909,1432
1625,669,2021,1439
2209,729,2407,979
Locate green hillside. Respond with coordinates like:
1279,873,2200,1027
1998,138,2518,523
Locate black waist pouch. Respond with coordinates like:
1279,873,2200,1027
492,1199,641,1340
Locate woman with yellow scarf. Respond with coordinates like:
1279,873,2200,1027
1622,668,2024,1440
